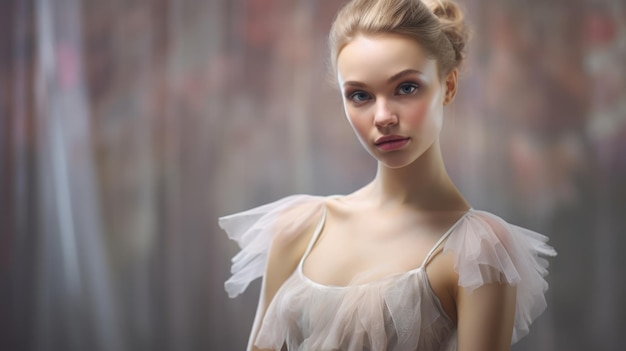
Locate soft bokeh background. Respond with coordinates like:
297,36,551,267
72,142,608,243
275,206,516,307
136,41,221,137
1,0,625,350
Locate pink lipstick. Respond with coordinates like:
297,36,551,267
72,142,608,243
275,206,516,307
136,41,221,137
374,135,410,151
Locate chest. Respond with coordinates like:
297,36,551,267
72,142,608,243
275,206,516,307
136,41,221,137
264,266,457,351
301,210,452,287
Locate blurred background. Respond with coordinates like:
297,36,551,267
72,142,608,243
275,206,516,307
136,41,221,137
1,0,625,350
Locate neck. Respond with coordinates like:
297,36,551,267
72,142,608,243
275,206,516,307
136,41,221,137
366,142,469,211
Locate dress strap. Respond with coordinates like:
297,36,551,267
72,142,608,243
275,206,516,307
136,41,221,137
298,205,327,269
420,209,472,268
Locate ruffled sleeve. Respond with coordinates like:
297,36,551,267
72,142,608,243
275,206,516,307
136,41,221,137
219,195,325,298
442,210,557,343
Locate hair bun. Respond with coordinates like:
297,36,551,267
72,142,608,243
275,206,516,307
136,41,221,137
425,0,469,64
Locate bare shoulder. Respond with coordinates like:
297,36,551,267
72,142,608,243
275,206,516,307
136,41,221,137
262,197,326,302
269,197,326,254
265,197,328,291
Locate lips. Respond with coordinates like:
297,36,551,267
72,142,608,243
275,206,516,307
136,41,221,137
375,135,409,145
374,135,410,151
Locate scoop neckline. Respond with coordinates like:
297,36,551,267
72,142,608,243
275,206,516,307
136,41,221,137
298,260,427,289
298,205,473,290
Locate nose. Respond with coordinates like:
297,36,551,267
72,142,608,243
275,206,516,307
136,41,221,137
374,99,398,128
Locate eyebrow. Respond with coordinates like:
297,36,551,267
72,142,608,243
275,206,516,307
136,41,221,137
342,69,422,88
387,69,422,83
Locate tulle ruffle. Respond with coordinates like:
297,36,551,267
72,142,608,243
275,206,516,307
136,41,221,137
256,268,454,351
442,210,557,343
219,195,324,298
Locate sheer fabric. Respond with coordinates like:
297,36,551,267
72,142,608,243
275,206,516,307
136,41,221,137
220,195,556,350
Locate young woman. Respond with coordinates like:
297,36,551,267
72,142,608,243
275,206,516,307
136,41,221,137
220,0,556,350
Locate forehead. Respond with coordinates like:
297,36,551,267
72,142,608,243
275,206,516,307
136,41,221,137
337,33,438,84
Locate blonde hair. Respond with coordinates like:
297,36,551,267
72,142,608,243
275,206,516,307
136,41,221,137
329,0,469,77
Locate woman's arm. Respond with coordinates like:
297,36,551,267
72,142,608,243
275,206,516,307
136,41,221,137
246,238,302,351
455,281,517,351
246,203,323,351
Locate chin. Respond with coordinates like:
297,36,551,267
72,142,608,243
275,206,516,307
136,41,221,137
379,160,417,169
371,152,420,169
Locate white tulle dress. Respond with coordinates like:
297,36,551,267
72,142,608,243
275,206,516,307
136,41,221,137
219,195,556,351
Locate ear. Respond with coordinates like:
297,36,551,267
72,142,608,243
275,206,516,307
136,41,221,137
443,68,458,106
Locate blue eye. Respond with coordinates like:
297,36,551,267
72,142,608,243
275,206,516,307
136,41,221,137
348,91,370,103
397,83,418,95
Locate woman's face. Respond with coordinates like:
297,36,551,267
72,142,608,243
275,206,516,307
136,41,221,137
336,33,452,169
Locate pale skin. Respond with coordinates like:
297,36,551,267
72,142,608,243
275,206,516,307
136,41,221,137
247,33,516,351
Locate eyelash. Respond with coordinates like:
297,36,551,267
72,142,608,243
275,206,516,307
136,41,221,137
397,82,419,95
346,82,420,104
347,91,370,103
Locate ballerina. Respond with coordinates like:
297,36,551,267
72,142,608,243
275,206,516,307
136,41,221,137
220,0,556,350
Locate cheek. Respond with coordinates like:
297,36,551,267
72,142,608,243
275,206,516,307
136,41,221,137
344,105,370,135
406,92,444,127
403,100,432,128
